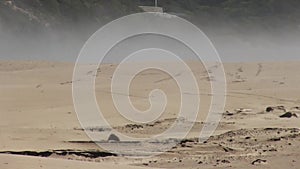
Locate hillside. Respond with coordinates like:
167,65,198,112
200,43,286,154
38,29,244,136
1,0,300,34
0,0,299,61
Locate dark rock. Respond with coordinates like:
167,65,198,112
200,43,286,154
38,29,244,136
266,106,287,112
225,111,234,116
280,112,293,118
252,159,267,165
279,112,298,118
223,146,234,152
269,148,277,152
266,107,274,112
221,159,231,163
108,134,120,142
269,137,281,141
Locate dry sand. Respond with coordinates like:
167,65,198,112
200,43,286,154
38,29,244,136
0,60,300,168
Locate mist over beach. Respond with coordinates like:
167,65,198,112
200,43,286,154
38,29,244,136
0,0,300,62
1,1,300,169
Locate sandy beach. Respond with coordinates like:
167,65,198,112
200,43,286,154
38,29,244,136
0,60,300,168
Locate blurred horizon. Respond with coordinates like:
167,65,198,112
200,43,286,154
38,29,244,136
0,0,299,62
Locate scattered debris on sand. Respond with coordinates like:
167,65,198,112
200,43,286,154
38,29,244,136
0,150,116,158
265,106,286,113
